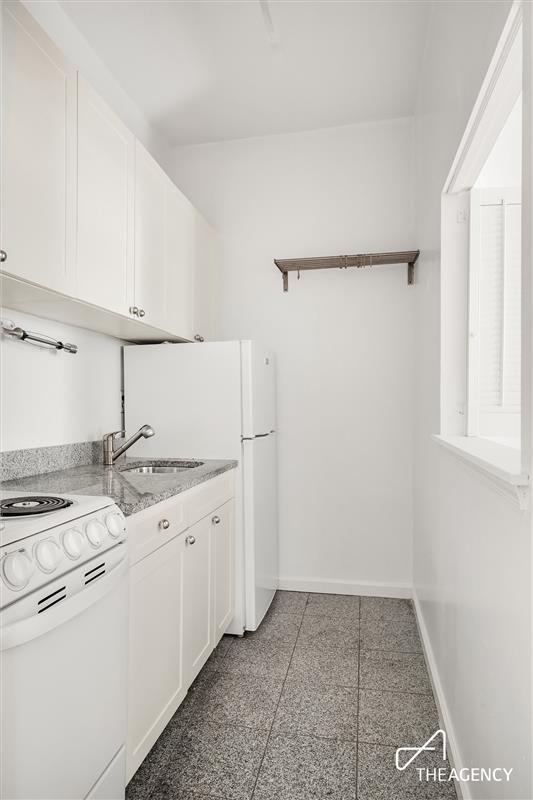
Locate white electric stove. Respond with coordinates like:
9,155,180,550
0,491,129,800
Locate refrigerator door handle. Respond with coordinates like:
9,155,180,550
242,431,276,441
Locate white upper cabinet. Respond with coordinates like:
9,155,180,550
76,77,134,315
193,213,217,342
1,3,216,342
165,179,195,340
134,141,167,329
1,1,76,294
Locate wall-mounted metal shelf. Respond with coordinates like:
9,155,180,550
274,249,420,292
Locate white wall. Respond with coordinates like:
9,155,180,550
413,2,531,798
0,309,122,451
171,118,415,594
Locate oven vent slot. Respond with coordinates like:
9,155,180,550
37,585,66,613
84,562,106,585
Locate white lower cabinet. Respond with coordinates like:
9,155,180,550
183,515,214,685
127,536,186,779
212,501,234,646
126,475,235,782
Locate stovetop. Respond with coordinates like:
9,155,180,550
0,491,116,548
0,495,74,518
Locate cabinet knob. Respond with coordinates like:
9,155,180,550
194,335,205,342
159,519,170,530
129,306,139,317
185,535,196,546
0,250,7,263
212,515,221,525
138,309,146,318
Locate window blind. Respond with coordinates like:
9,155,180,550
468,188,521,438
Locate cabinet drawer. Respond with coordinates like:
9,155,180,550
186,471,235,527
127,495,187,566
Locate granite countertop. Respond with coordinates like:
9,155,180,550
0,457,238,517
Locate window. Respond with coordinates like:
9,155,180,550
437,4,528,495
467,98,522,446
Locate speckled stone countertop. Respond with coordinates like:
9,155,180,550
0,458,237,517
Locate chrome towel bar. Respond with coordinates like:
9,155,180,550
0,318,78,354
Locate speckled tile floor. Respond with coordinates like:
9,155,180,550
126,591,457,800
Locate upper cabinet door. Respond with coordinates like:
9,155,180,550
192,213,217,342
134,141,167,328
165,180,195,340
1,2,76,294
76,77,134,315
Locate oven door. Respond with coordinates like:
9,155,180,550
1,555,128,800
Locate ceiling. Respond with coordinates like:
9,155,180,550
59,0,429,147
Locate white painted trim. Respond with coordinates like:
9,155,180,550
432,434,530,509
412,588,467,800
521,1,533,488
278,577,412,599
443,1,522,194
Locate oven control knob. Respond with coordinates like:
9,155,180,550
62,528,86,560
85,519,106,548
105,512,125,539
35,539,62,573
2,551,34,590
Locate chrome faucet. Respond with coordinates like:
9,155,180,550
102,424,155,467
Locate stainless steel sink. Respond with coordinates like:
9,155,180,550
121,461,203,474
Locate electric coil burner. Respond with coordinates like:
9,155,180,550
0,495,73,517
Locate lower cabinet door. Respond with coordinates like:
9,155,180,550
183,516,213,685
212,500,234,645
127,535,186,780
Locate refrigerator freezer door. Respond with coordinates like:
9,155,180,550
124,342,242,459
242,433,278,630
241,342,276,438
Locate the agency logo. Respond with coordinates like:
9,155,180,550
395,730,514,785
395,729,446,771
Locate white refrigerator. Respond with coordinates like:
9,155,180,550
123,340,278,634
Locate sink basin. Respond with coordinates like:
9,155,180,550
121,461,203,474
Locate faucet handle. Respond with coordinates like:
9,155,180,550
103,429,125,442
102,430,127,467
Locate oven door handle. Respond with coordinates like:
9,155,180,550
0,557,128,651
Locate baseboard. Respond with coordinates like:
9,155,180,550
278,576,412,599
412,588,467,800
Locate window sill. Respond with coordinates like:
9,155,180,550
432,435,530,510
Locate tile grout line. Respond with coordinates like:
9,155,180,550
145,636,237,799
360,646,424,655
357,686,434,697
137,596,427,800
249,592,310,800
269,678,432,697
